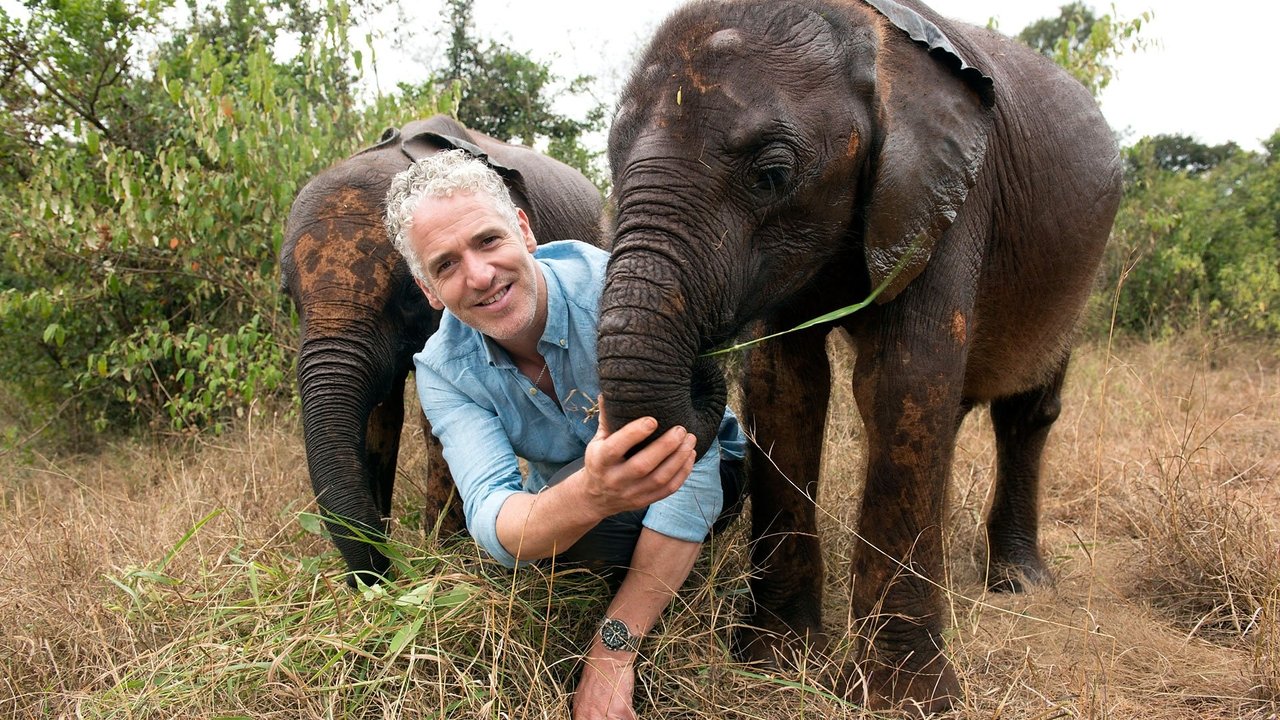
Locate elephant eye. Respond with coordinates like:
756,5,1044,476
753,165,791,195
748,143,798,200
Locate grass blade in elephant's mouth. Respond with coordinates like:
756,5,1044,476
701,241,924,358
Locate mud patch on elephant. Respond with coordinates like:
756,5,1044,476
951,310,967,345
660,288,687,316
292,224,398,301
890,396,930,470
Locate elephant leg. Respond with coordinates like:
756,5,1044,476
954,399,974,434
844,320,966,713
984,355,1067,592
418,409,466,539
734,325,831,663
365,371,406,524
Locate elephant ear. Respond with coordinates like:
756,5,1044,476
351,126,401,158
400,130,530,198
861,0,995,303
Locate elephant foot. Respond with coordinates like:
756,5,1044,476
732,615,829,668
838,651,960,717
986,542,1051,593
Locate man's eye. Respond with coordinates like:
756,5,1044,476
435,260,454,274
481,235,500,246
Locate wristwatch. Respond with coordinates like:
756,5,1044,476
599,617,640,652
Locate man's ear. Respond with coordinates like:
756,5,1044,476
516,208,536,254
416,277,445,310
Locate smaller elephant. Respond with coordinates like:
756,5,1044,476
596,0,1122,713
280,115,604,584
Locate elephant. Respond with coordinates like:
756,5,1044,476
595,0,1122,712
280,115,604,585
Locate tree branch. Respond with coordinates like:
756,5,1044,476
0,33,121,145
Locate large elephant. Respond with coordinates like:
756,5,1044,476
596,0,1121,712
280,115,604,585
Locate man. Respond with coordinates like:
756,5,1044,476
385,150,746,720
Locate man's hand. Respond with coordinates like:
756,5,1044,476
579,399,697,518
493,400,697,562
573,645,637,720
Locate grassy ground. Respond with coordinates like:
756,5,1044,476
2,336,1278,719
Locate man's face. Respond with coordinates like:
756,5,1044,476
407,191,542,342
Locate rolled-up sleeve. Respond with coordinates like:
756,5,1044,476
716,408,747,462
416,360,524,568
641,437,725,542
641,406,746,542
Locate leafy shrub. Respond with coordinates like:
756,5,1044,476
0,0,443,437
1099,131,1280,340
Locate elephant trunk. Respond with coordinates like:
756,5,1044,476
296,332,395,584
597,243,728,459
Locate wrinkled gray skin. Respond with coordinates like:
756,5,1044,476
280,115,603,585
596,0,1121,712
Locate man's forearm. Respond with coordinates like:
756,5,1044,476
572,528,703,719
494,470,604,561
598,528,701,643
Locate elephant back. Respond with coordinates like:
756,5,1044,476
283,115,605,296
470,137,606,249
397,115,606,249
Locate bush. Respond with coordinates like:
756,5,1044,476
1099,131,1280,340
0,0,446,439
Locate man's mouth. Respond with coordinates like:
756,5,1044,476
476,284,510,307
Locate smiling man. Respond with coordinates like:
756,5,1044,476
385,150,746,720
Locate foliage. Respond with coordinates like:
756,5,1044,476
0,0,165,184
1014,7,1279,340
0,0,611,446
1017,1,1098,56
0,0,447,440
1102,131,1280,338
1135,133,1242,175
1016,2,1152,98
424,0,607,188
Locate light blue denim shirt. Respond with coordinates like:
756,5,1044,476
414,240,747,568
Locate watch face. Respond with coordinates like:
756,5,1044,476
600,618,630,651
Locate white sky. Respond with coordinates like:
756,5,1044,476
364,0,1279,152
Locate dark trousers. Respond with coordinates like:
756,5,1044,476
543,454,747,585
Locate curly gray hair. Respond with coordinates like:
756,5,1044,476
385,149,521,284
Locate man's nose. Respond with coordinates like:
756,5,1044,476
462,253,495,290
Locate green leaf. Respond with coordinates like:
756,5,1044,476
703,239,925,357
297,512,329,538
156,508,223,573
385,616,424,659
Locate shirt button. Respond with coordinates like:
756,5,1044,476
529,388,538,396
559,338,567,347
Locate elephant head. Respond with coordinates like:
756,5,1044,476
281,115,603,585
597,0,993,451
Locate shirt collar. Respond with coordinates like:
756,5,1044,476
538,254,570,353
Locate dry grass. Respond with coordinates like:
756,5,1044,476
2,336,1278,719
